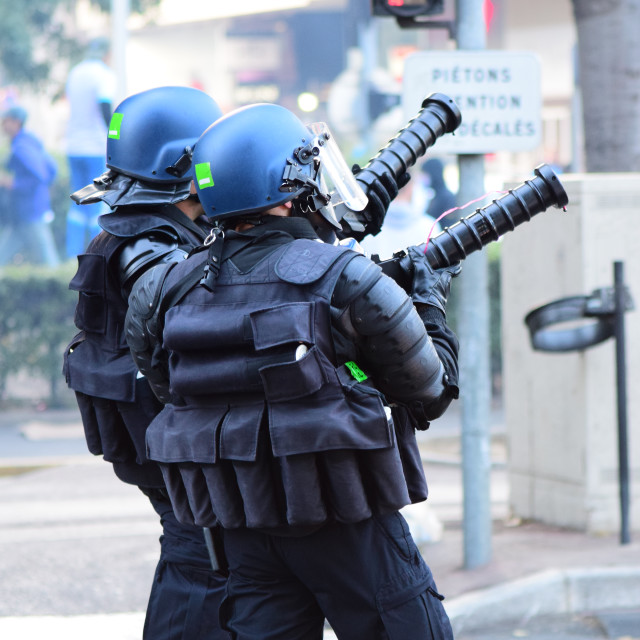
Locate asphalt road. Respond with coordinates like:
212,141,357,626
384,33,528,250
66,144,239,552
1,407,638,640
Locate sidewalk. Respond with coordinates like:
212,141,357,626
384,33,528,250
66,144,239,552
0,405,638,638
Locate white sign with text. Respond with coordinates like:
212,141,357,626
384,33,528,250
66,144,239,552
403,50,542,153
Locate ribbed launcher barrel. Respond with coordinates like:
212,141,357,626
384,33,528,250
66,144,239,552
340,92,462,239
379,164,569,288
356,92,462,187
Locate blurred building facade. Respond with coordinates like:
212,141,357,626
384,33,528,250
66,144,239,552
12,0,577,185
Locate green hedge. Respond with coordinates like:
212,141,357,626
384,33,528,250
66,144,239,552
0,261,78,406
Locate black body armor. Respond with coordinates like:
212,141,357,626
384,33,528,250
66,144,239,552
63,206,210,487
125,226,457,525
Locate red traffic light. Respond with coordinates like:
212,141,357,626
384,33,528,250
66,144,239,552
371,0,445,18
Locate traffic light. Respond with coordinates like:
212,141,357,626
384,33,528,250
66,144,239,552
371,0,445,18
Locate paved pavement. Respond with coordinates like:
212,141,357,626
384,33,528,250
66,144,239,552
0,404,638,639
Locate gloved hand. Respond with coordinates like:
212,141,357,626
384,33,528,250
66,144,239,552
352,165,411,237
406,244,462,314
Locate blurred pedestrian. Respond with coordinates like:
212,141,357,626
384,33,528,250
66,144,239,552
421,157,456,221
64,36,115,259
0,105,59,267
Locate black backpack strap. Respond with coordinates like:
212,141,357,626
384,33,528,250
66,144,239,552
156,255,209,320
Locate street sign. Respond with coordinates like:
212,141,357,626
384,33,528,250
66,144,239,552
403,50,542,153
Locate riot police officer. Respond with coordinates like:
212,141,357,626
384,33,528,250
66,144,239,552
63,86,231,639
125,103,460,640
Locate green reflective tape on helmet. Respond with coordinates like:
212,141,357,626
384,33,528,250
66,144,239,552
195,162,214,189
344,361,367,382
108,112,123,139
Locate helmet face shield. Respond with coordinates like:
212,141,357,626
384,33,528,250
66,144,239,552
308,122,367,212
281,122,367,230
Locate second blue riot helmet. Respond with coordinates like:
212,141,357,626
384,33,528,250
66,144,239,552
71,86,222,207
192,103,367,229
105,85,223,183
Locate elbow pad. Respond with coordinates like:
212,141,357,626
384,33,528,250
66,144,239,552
118,233,187,292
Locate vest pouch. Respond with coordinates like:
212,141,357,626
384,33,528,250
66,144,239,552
149,404,236,528
176,463,218,527
146,403,228,463
390,405,429,503
66,335,163,465
65,340,137,402
262,347,393,457
69,253,107,334
73,390,104,456
342,381,424,510
148,403,274,529
159,463,197,526
75,392,138,463
250,301,314,350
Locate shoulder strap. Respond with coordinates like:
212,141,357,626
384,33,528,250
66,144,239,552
275,238,353,284
156,254,209,320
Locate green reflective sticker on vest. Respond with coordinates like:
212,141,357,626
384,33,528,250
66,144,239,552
195,162,214,189
108,112,123,139
345,361,367,382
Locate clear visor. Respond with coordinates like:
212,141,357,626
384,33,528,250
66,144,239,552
308,122,368,212
317,173,340,229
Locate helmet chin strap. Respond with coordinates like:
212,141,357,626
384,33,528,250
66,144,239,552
291,201,337,244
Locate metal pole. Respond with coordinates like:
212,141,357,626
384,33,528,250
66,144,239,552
613,261,630,544
111,0,130,103
357,16,378,154
456,0,492,569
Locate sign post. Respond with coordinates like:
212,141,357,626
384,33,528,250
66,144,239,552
403,50,542,153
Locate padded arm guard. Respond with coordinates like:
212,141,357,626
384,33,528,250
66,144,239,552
332,254,455,422
125,262,176,404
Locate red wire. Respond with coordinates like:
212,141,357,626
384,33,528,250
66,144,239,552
422,191,509,255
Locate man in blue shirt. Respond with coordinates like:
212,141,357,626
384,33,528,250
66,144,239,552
0,105,60,267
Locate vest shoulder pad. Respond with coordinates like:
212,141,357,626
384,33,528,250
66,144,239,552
275,239,351,285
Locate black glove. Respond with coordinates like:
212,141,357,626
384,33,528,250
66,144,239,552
406,244,462,314
352,164,411,237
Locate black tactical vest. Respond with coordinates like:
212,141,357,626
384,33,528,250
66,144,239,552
147,238,428,528
63,209,208,487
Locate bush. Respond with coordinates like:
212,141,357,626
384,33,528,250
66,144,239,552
0,262,78,406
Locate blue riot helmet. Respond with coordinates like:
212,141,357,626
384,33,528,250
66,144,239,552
192,103,366,229
106,85,222,183
71,86,222,207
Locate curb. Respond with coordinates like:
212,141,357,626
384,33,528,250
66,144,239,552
444,565,640,634
0,568,637,638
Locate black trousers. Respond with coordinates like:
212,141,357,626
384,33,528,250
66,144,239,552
220,511,453,640
142,489,231,640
